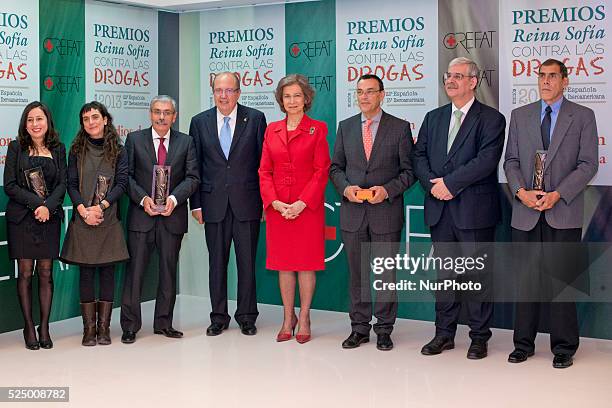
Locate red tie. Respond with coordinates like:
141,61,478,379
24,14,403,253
363,119,373,161
158,137,167,165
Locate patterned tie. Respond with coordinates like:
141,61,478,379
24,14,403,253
157,137,167,166
447,109,464,153
363,119,373,161
220,116,231,158
541,105,552,150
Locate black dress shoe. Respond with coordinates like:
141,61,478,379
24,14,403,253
37,327,53,349
376,333,393,351
238,321,257,336
206,322,229,336
421,336,454,355
507,349,534,363
154,327,184,338
553,353,573,369
341,331,369,349
467,340,488,359
121,331,136,344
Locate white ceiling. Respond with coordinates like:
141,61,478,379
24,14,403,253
101,0,315,12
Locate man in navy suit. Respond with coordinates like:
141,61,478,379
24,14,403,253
189,72,267,336
413,57,506,359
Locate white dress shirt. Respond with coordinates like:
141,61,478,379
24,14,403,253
449,96,475,134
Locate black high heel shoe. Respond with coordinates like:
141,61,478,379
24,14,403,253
37,326,53,349
23,328,39,350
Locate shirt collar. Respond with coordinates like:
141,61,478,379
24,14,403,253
361,109,383,124
541,97,563,114
217,104,238,124
452,96,475,117
152,127,170,140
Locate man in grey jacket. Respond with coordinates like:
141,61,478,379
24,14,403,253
330,74,414,351
504,58,598,368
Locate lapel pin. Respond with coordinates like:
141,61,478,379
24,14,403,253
243,117,248,122
309,126,315,135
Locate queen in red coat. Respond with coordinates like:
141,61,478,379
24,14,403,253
259,74,330,344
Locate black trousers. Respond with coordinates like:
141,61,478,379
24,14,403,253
429,205,494,342
204,205,260,325
511,215,581,355
342,217,401,336
120,220,183,332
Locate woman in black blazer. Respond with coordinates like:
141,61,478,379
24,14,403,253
3,101,67,350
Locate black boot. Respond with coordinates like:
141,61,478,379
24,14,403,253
97,301,113,345
81,302,97,346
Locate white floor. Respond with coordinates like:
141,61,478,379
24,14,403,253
1,295,612,408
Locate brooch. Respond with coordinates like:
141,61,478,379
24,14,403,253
309,126,315,135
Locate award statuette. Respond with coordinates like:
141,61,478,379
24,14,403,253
532,150,547,192
91,175,112,206
24,167,48,199
151,165,171,212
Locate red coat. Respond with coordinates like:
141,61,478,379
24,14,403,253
259,115,331,271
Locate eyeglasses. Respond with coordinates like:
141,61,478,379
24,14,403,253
213,88,239,96
356,89,381,97
151,109,175,117
443,72,475,81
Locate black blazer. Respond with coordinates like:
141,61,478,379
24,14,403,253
3,140,67,224
329,111,414,234
413,99,506,230
125,127,199,235
189,104,267,223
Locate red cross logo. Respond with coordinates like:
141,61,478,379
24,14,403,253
44,77,54,90
290,43,300,57
446,35,457,48
44,39,54,53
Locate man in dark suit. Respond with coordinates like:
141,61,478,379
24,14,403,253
504,59,598,368
120,95,199,344
189,72,267,336
330,74,414,351
413,57,505,359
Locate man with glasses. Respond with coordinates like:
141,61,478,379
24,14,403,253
413,57,505,359
189,72,267,336
330,74,414,351
120,95,200,343
504,59,598,368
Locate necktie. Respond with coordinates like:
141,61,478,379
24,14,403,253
220,116,231,158
157,137,167,166
363,119,373,161
541,105,552,150
447,110,464,153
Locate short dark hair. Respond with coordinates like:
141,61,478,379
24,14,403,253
275,74,315,113
540,59,568,78
357,74,384,91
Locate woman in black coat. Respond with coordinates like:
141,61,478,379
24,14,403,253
4,101,67,350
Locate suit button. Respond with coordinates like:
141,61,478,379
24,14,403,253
225,184,229,188
227,165,230,169
365,171,369,175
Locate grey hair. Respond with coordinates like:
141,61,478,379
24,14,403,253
448,57,480,78
212,71,241,90
150,95,177,112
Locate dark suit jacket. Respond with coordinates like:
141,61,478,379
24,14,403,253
125,127,199,235
504,98,598,231
4,140,67,224
189,104,267,223
329,111,414,234
413,99,506,230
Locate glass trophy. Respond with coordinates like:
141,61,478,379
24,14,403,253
24,167,48,199
151,165,171,212
532,150,547,192
91,174,112,206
